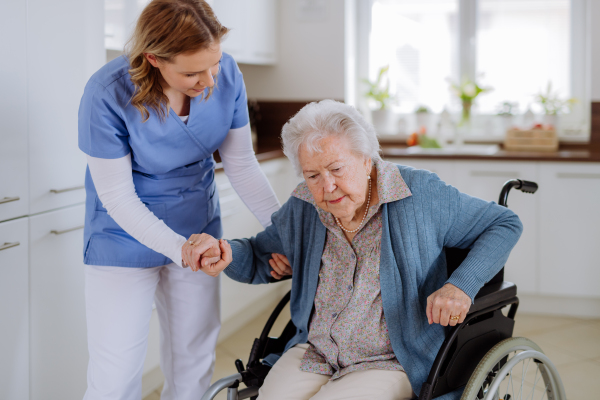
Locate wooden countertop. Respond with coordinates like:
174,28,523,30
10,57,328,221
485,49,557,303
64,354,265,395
380,143,600,163
215,143,600,172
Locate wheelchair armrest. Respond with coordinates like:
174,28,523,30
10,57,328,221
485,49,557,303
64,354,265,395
467,281,517,315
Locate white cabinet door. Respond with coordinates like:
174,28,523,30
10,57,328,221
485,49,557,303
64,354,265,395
212,0,277,65
0,218,29,400
0,0,29,222
212,0,246,58
539,162,600,298
29,205,88,400
453,161,539,294
27,0,105,214
245,0,277,63
383,157,458,187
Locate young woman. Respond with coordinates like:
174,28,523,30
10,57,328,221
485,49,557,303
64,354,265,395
78,1,290,399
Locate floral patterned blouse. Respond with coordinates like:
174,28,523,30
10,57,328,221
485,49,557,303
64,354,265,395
291,159,412,380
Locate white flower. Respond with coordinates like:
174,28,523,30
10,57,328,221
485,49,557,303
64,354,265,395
463,83,476,98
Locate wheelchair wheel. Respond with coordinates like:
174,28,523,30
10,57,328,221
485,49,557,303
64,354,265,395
461,337,566,400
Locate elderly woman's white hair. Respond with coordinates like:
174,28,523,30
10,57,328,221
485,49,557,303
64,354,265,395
281,100,382,175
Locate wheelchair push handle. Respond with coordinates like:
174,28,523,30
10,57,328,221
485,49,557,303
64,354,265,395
498,179,538,207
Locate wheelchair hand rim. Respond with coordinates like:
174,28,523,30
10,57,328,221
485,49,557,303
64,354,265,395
482,350,566,400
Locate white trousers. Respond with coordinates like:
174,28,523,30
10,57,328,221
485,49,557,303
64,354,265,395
83,263,221,400
258,344,414,400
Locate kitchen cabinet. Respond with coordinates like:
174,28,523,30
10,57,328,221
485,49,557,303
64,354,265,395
0,218,29,400
0,0,29,223
26,0,105,214
29,205,88,400
453,162,539,294
539,162,600,298
211,0,277,65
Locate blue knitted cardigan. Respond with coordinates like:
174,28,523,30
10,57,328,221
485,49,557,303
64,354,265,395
225,165,523,399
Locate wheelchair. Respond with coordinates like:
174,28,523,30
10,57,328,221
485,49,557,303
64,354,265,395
202,179,566,400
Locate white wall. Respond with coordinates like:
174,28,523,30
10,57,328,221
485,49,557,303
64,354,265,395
238,0,346,101
591,0,600,101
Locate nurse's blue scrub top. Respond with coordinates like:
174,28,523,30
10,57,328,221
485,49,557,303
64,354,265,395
78,53,248,268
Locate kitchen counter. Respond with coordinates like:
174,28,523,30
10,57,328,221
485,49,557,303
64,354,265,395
380,143,600,163
217,143,600,169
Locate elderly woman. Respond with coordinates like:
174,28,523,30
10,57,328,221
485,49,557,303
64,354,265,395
184,100,523,400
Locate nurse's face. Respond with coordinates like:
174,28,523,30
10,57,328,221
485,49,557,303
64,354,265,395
145,42,222,98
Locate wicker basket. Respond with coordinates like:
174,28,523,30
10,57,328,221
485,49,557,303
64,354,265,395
504,128,558,152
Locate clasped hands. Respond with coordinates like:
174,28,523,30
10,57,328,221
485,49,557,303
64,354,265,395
181,233,292,279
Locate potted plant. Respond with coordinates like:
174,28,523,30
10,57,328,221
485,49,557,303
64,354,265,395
449,76,492,126
415,105,430,131
533,82,577,130
363,65,396,135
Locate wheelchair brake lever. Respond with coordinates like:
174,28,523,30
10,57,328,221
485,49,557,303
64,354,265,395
235,359,245,373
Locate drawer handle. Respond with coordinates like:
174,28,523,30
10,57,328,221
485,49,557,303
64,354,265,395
51,225,84,235
0,196,20,205
50,185,84,194
470,171,520,178
0,242,20,251
556,172,600,179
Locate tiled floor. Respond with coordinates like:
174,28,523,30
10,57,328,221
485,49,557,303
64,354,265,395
144,308,600,400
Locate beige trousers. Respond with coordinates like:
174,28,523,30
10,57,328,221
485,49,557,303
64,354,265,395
257,344,414,400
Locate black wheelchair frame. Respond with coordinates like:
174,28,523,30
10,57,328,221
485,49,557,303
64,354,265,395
201,179,538,400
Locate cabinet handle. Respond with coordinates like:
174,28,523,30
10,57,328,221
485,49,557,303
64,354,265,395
556,172,600,179
470,171,520,178
50,185,84,194
0,242,20,251
0,196,20,205
51,225,84,235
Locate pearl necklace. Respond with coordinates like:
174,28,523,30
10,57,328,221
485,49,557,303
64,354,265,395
335,176,372,233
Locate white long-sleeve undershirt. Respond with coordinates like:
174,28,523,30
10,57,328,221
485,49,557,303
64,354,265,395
86,123,281,267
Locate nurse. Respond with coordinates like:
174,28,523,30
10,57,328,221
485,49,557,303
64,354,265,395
78,0,291,399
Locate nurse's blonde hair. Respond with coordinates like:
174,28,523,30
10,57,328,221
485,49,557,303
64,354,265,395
126,0,229,122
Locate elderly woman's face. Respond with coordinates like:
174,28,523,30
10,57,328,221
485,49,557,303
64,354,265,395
299,135,371,221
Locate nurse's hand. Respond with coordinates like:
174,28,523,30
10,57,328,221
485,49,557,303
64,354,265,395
269,253,292,279
182,233,222,272
200,239,232,277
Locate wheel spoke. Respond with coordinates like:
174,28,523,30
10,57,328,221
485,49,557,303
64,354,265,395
528,366,542,400
538,381,550,400
507,359,515,400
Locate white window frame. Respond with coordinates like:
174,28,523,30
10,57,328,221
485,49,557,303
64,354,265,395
348,0,591,141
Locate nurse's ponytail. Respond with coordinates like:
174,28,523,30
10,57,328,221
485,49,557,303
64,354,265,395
126,0,229,122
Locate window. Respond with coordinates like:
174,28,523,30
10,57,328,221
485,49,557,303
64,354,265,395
369,0,459,114
357,0,589,139
475,0,571,114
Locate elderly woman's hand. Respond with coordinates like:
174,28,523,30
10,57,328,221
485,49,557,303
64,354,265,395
182,233,222,272
199,239,233,277
269,253,292,279
426,283,471,327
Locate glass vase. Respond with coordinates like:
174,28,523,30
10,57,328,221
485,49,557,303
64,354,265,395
460,100,472,126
